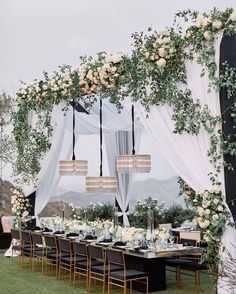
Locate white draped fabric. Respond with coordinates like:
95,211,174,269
23,102,73,215
104,130,141,226
135,34,236,293
24,100,142,215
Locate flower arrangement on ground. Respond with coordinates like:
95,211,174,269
11,188,31,229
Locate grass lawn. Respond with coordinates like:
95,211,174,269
0,252,215,294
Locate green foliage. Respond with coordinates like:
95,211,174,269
78,202,114,222
162,204,196,228
129,197,165,229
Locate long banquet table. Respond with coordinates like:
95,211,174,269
70,237,202,292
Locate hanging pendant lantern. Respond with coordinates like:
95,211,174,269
86,99,117,193
59,99,88,176
116,105,151,173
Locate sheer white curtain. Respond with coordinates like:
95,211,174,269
23,102,73,215
105,130,141,226
135,34,236,293
23,100,142,215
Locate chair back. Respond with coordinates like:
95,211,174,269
73,242,87,257
11,229,20,240
179,231,201,242
58,238,71,254
87,244,104,261
106,248,124,267
44,235,57,249
21,231,31,244
31,233,43,246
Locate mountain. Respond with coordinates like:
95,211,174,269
51,176,183,208
1,176,184,217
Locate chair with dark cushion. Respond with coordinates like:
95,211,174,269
11,229,21,263
31,232,45,273
73,242,89,289
165,238,204,287
87,244,122,294
20,230,33,270
106,248,149,294
58,238,74,284
44,234,59,277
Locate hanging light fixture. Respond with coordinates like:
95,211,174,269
59,99,88,175
116,105,151,173
86,99,117,193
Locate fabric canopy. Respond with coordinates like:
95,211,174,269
23,100,143,215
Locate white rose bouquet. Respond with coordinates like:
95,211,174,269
11,188,31,229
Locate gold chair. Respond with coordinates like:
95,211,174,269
44,234,59,277
31,232,45,273
11,229,22,265
87,244,109,294
73,241,89,289
106,248,149,294
58,238,74,284
20,230,33,270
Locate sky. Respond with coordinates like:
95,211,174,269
1,0,236,192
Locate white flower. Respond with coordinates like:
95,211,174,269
156,58,166,68
212,214,219,221
212,185,221,194
158,28,169,36
158,47,166,57
199,219,210,229
203,31,211,41
198,207,205,216
22,211,29,218
196,15,204,28
213,198,219,205
229,10,236,22
162,37,170,44
212,20,222,29
205,209,210,215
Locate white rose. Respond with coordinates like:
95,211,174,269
203,31,211,41
162,37,170,44
196,15,204,28
159,28,169,36
199,219,210,229
229,11,236,22
156,38,164,45
212,20,222,29
213,198,219,205
212,185,221,194
156,58,166,68
205,209,210,215
202,17,210,27
212,214,219,221
158,47,166,57
198,207,205,216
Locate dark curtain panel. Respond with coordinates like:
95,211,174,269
220,33,236,220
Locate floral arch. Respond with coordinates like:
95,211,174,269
10,7,236,289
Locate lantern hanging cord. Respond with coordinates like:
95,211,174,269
132,104,135,155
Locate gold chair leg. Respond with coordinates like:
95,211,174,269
108,276,110,294
146,277,149,294
130,280,132,294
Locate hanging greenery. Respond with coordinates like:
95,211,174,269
10,7,236,280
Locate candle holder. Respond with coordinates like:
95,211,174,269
113,207,119,229
147,209,154,233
